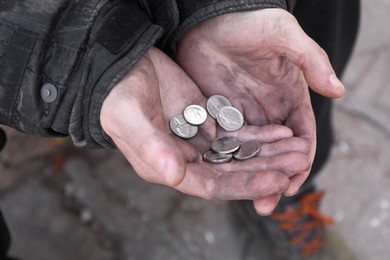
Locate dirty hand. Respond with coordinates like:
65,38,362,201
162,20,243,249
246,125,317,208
176,8,345,212
100,47,308,209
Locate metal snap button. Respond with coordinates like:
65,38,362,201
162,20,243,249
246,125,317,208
41,83,58,103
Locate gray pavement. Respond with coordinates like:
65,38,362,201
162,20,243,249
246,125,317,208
1,0,390,259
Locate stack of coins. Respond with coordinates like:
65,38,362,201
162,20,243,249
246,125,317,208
170,95,261,164
204,136,261,164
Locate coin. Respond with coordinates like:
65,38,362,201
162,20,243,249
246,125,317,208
183,105,208,125
206,95,232,119
211,136,240,154
203,150,233,164
170,115,198,139
216,106,244,132
233,140,261,161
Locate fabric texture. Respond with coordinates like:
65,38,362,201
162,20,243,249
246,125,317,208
0,0,164,149
167,0,292,55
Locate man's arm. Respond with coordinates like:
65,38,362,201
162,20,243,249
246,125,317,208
0,0,163,149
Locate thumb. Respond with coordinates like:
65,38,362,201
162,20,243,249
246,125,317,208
276,17,345,98
137,131,187,187
111,105,186,187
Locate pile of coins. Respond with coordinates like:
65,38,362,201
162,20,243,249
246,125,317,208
204,136,261,163
170,95,261,164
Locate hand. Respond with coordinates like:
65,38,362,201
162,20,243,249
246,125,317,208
100,47,309,210
176,9,344,205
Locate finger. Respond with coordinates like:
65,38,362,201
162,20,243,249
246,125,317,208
285,102,316,157
284,100,317,195
117,134,201,185
229,124,293,142
210,152,311,178
275,15,345,98
115,105,188,186
260,137,311,156
253,194,282,216
284,173,307,197
115,140,165,184
176,166,290,200
149,47,211,118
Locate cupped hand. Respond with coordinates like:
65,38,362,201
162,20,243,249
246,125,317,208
100,47,308,212
176,9,344,200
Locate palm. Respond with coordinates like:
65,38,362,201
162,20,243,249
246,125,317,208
101,47,310,210
101,48,217,183
176,9,326,195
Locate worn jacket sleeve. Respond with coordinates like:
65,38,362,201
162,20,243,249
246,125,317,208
166,0,296,55
0,0,165,149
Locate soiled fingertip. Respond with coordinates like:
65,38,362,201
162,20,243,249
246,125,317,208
284,187,299,197
254,201,276,216
253,193,282,216
267,124,294,140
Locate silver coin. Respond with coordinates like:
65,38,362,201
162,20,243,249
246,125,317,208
183,105,208,125
211,136,240,154
206,95,232,119
216,106,244,132
203,150,233,164
170,115,198,139
233,140,261,161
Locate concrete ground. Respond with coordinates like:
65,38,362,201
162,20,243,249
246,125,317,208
1,0,389,259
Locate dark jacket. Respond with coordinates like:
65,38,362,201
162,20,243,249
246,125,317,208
0,0,293,149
